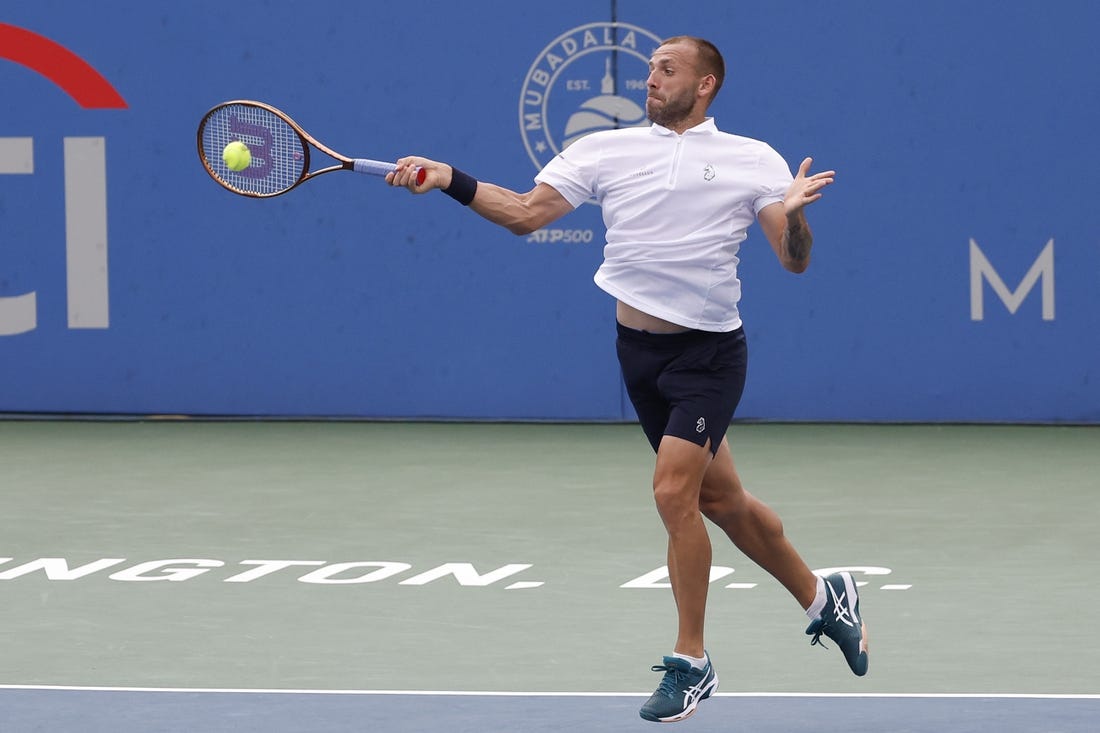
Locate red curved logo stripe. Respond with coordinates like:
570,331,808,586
0,22,127,109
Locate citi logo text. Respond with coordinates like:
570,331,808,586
0,136,110,335
0,22,127,336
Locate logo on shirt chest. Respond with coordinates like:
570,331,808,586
703,163,716,181
519,22,662,172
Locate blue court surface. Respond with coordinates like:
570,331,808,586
2,688,1098,732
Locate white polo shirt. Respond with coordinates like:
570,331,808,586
535,118,792,332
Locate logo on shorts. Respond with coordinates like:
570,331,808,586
696,417,706,433
519,22,662,171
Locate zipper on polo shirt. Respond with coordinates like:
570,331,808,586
667,135,684,188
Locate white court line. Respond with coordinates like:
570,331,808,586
0,685,1097,699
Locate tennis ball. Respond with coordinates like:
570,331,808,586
222,141,251,172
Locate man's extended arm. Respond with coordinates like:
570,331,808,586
388,158,574,236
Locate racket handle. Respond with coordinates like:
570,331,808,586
353,159,427,185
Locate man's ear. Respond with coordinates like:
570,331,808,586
698,73,716,98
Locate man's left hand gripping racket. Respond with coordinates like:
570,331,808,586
197,100,424,198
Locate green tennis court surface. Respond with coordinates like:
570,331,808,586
1,420,1097,730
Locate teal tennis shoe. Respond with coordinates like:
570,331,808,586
806,571,869,676
638,655,718,723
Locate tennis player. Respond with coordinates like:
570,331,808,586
389,35,868,723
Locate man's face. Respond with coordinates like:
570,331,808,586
645,42,703,127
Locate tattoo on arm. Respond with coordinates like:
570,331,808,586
782,215,813,263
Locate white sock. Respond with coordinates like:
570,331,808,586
673,651,709,671
805,575,827,619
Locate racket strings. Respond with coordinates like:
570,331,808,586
201,104,306,196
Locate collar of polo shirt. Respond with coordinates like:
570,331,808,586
650,118,718,137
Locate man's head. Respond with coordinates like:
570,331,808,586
645,36,726,130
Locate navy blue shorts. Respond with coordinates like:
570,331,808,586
615,322,748,455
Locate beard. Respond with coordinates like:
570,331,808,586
646,87,696,128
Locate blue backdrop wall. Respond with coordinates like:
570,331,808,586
1,1,1098,422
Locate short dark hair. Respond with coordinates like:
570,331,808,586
661,36,725,101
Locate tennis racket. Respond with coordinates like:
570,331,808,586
196,99,424,198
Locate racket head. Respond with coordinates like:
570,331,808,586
197,100,312,198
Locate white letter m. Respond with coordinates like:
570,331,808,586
970,238,1055,321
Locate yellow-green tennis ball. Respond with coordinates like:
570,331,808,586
222,141,251,172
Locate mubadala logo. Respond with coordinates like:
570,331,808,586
519,22,662,170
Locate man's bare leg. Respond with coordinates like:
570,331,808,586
652,435,715,657
698,437,818,609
